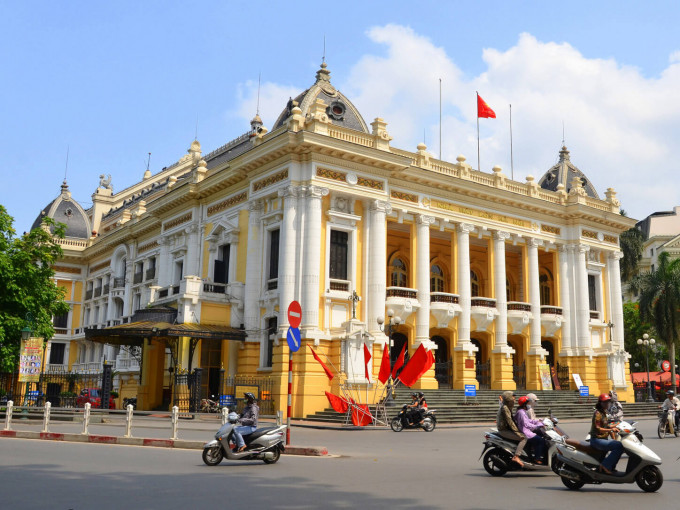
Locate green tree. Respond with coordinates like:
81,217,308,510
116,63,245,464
619,226,645,282
629,251,680,393
0,205,70,371
623,302,658,371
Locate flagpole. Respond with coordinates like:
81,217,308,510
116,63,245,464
439,78,442,160
476,91,480,172
510,104,514,181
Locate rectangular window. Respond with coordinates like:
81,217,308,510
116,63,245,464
214,244,230,284
265,317,277,368
53,312,69,329
587,274,598,311
269,229,280,281
49,343,66,365
329,230,349,280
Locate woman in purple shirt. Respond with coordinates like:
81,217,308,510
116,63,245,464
515,396,547,464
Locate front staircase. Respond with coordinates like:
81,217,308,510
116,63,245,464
302,389,660,425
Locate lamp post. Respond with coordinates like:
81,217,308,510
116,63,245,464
377,308,402,382
637,333,656,402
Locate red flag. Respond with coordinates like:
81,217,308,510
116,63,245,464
397,344,435,387
391,343,406,379
351,403,373,426
309,346,334,381
477,93,496,119
363,343,372,381
378,344,391,384
325,391,349,413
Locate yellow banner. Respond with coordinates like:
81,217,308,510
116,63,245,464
19,337,44,383
539,364,553,390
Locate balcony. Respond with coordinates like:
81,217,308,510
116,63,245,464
329,279,350,292
133,272,143,284
541,305,564,337
113,277,125,288
53,328,68,335
158,288,169,299
507,301,532,334
267,278,278,291
203,282,227,294
589,310,601,321
471,297,498,332
430,292,461,327
103,284,110,295
385,286,420,323
85,290,93,300
93,286,102,298
146,267,156,281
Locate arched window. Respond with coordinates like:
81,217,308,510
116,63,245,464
430,264,445,292
390,258,407,287
540,270,553,305
471,270,480,297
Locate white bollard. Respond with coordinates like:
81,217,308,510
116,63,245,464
221,407,229,425
82,403,91,435
124,404,133,438
42,401,51,432
171,406,179,440
276,410,283,426
4,400,13,431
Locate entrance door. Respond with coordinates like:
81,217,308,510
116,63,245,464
541,340,555,367
432,336,451,388
200,340,222,399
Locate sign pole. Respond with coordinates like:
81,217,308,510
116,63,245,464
285,301,302,446
286,347,292,445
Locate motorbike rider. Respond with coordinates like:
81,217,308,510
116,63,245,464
406,393,419,425
525,393,539,420
496,391,526,468
589,393,623,475
416,391,428,424
607,389,624,425
232,392,259,452
515,396,547,464
661,390,679,429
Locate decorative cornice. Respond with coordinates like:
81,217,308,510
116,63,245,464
137,240,159,254
541,224,561,235
253,169,289,192
163,213,192,231
89,260,111,273
603,234,618,244
357,176,384,191
581,229,598,240
53,265,82,275
390,190,418,203
207,191,248,217
316,167,346,182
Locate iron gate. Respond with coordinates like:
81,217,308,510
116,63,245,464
477,361,490,389
434,359,452,388
556,362,570,390
173,368,202,413
513,362,526,390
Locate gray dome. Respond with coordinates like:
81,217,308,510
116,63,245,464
272,63,369,133
538,146,600,199
31,180,91,239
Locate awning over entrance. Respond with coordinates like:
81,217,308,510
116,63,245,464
85,320,247,346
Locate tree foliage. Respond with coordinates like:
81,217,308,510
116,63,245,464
623,302,659,372
629,251,680,392
619,226,644,282
0,205,70,371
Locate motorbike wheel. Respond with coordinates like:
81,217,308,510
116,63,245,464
263,447,281,464
561,476,585,490
202,446,224,466
550,455,562,475
636,465,663,492
422,418,436,432
657,421,666,439
390,417,404,432
482,449,508,477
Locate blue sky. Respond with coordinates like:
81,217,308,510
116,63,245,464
2,1,680,232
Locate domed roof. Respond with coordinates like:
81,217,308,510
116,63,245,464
272,62,369,133
538,146,600,199
31,180,91,239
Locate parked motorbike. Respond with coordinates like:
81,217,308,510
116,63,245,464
480,412,567,476
202,412,286,465
657,409,678,439
200,397,220,413
390,404,436,432
555,419,663,492
122,397,137,410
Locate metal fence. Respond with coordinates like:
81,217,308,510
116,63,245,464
173,368,202,414
220,375,275,415
476,361,490,390
434,360,452,388
0,370,112,407
556,363,570,390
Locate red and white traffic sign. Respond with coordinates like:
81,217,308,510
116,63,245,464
287,301,302,329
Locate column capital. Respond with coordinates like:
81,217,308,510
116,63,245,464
416,214,435,225
608,250,624,261
528,237,544,248
278,185,303,199
577,244,591,254
248,199,264,212
457,222,475,234
184,223,199,235
370,199,392,214
158,235,170,246
305,185,330,199
493,230,511,241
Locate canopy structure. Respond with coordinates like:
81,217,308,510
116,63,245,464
85,321,246,346
630,371,680,386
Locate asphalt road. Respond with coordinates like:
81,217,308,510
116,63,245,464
2,417,680,510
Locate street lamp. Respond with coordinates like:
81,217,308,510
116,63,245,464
377,308,402,379
637,333,656,402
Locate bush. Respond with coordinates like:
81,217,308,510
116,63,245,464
59,391,77,398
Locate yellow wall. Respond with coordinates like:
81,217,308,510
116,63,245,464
202,222,212,279
201,302,231,325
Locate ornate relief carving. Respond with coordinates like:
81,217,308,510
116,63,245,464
370,200,392,214
138,240,159,254
163,213,192,231
316,167,346,182
390,190,418,203
541,224,561,235
493,231,511,241
416,214,435,225
253,169,289,192
207,191,248,216
603,234,618,244
581,229,598,240
357,176,384,190
89,260,111,273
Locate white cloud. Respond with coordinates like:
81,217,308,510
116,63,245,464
235,26,680,220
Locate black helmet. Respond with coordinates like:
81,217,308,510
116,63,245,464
411,392,418,398
417,392,424,398
667,390,675,396
244,392,256,402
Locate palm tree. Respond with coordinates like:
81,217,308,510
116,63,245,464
629,252,680,393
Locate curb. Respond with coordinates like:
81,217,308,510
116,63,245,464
0,430,327,456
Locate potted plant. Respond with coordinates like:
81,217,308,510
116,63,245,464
59,391,78,408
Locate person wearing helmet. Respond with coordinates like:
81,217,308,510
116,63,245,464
416,391,428,424
661,390,680,429
525,393,539,420
496,391,526,468
515,396,547,464
589,393,623,474
233,392,259,452
405,393,419,425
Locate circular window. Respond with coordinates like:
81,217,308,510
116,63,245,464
64,208,73,217
327,101,346,120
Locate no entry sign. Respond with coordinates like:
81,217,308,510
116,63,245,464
287,301,302,329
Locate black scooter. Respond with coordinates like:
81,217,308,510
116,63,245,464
390,404,436,432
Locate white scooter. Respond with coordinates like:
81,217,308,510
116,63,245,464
555,419,663,492
480,412,568,475
202,412,287,465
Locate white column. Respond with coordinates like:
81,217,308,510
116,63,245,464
575,244,591,350
302,186,329,332
226,232,240,284
455,223,474,346
492,231,511,352
367,200,391,337
278,186,301,329
184,224,200,277
557,244,572,353
608,251,625,348
157,236,171,288
243,200,264,336
527,238,543,352
415,215,435,345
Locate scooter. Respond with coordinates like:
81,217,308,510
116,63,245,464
555,419,663,492
390,404,437,432
657,409,678,439
202,412,286,465
200,397,220,413
480,412,567,476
